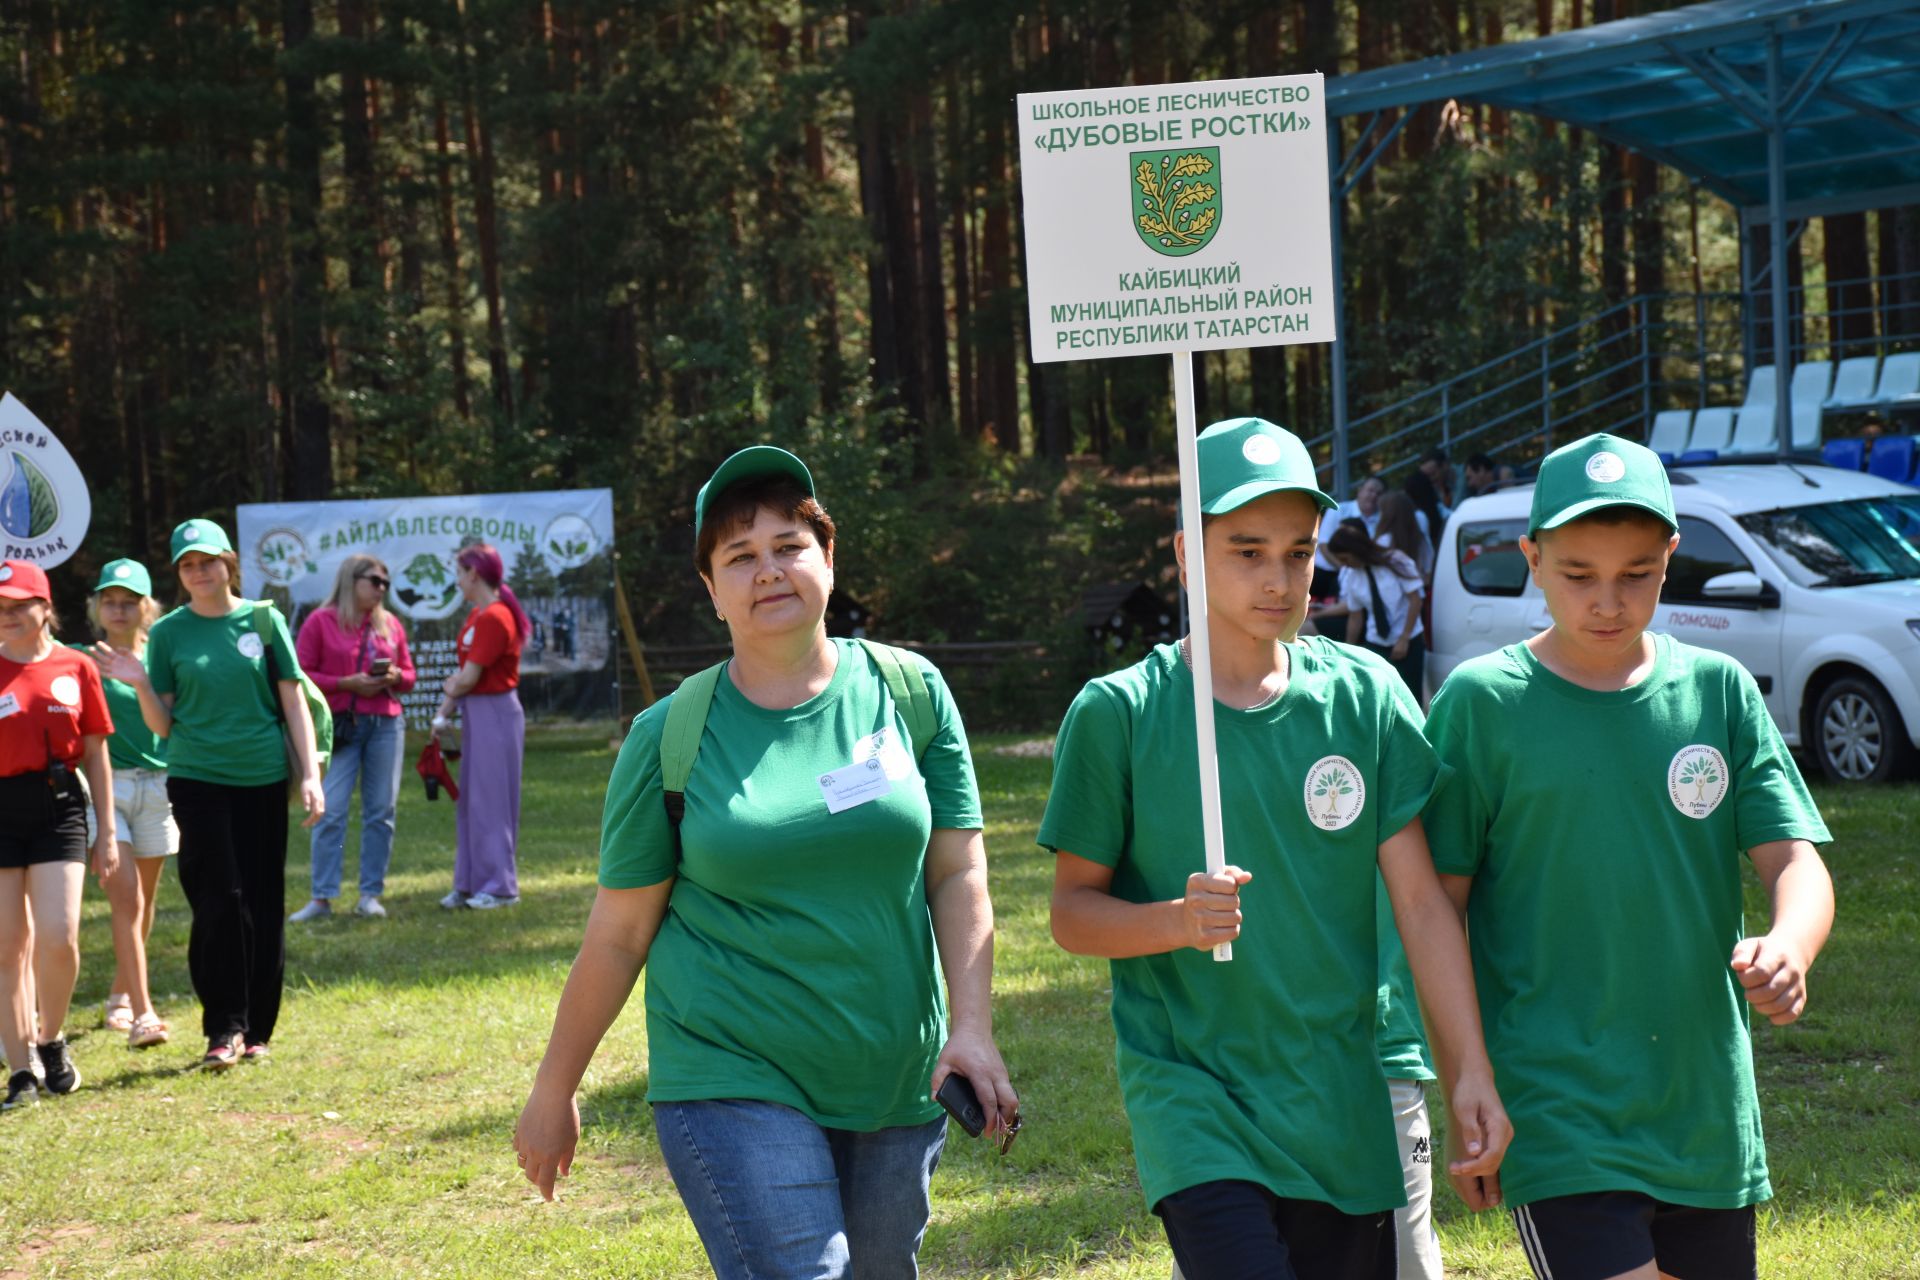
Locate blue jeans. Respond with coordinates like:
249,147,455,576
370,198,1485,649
654,1099,946,1280
308,712,405,899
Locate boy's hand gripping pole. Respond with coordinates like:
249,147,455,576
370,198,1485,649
1172,351,1231,962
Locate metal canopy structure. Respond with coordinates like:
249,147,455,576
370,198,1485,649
1320,0,1920,494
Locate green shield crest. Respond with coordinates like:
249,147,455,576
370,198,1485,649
1132,148,1222,257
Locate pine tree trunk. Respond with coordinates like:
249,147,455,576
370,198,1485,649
433,100,474,421
282,0,334,499
457,0,514,420
945,71,974,438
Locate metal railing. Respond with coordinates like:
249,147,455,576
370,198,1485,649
1311,269,1920,489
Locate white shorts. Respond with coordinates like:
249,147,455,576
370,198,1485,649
90,767,179,859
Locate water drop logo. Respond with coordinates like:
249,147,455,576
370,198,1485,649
0,394,92,568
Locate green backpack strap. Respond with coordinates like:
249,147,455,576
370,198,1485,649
254,600,333,772
659,660,728,839
857,638,935,761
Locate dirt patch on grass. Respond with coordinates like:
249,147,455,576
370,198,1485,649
5,1223,98,1279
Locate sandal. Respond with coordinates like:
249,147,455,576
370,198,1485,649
128,1013,170,1049
104,994,134,1033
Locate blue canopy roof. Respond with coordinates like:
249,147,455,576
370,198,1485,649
1326,0,1920,219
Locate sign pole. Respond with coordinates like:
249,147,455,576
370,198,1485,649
1171,350,1231,963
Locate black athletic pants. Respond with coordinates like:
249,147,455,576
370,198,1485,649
168,778,288,1045
1156,1180,1395,1280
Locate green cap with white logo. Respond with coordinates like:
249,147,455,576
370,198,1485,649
1528,433,1676,538
94,558,153,597
170,519,234,562
694,446,816,537
1198,418,1336,516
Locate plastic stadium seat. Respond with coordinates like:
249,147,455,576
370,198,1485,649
1868,436,1917,485
1687,408,1737,453
1744,366,1777,407
1822,438,1866,471
1875,353,1920,404
1657,451,1677,465
1791,403,1822,451
1790,361,1833,408
1678,449,1720,465
1728,403,1780,454
1826,357,1880,408
1648,410,1692,456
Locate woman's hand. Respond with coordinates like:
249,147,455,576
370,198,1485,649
299,774,325,828
1391,636,1410,662
930,1026,1019,1138
90,643,148,685
514,1084,582,1201
89,832,120,885
337,672,380,697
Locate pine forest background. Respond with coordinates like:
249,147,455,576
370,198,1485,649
6,0,1920,665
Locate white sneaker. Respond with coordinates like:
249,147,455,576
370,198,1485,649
353,895,387,918
465,892,518,910
288,900,332,923
439,890,468,910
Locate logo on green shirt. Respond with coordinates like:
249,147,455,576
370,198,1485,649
1305,754,1366,830
1667,744,1729,818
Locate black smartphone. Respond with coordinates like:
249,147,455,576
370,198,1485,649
934,1073,986,1138
368,657,392,677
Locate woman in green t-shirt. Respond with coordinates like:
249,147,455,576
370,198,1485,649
513,447,1017,1280
115,521,323,1072
85,558,175,1049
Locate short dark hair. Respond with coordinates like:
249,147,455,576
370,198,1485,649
1422,447,1449,466
695,474,836,576
1465,453,1495,473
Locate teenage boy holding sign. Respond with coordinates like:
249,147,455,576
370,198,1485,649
1042,418,1509,1279
1423,435,1833,1280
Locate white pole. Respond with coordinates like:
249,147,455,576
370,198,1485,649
1171,351,1231,963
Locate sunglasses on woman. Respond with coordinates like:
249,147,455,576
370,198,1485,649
358,574,391,590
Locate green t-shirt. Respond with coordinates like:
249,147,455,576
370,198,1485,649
1376,877,1434,1082
102,667,167,771
1423,634,1830,1209
145,603,298,787
598,639,983,1131
1037,637,1446,1214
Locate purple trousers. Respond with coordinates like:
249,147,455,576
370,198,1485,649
454,689,523,898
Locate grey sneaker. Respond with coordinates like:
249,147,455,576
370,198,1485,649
354,895,387,918
288,899,332,923
465,892,518,910
35,1039,79,1095
3,1069,37,1110
438,889,468,910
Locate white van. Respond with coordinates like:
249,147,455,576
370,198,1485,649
1429,462,1920,782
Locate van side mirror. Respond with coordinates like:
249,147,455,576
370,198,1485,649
1701,571,1780,608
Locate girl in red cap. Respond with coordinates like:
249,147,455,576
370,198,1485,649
0,559,118,1109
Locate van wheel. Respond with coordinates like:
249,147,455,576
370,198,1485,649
1811,676,1914,783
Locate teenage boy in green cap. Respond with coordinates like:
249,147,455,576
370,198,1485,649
1043,417,1509,1280
1423,433,1834,1280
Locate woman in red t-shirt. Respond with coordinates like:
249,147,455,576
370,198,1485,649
0,559,118,1110
432,544,527,910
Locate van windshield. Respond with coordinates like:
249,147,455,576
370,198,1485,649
1737,495,1920,587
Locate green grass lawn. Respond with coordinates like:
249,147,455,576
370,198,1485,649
4,727,1917,1277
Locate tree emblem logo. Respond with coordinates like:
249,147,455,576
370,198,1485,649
1131,149,1223,258
255,528,313,587
1666,744,1729,819
0,451,58,540
1304,754,1366,831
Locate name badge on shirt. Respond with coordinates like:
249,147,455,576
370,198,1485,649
819,756,892,814
0,692,18,720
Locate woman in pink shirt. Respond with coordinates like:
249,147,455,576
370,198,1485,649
290,555,416,921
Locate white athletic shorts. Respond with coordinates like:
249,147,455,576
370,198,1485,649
85,767,179,859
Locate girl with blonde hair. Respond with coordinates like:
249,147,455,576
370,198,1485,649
290,554,416,921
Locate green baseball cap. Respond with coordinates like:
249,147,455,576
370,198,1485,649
695,446,815,536
1529,433,1676,538
94,558,153,597
1197,418,1336,516
170,518,234,562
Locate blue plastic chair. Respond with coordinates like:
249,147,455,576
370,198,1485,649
1677,449,1720,465
1868,436,1917,484
1822,438,1866,471
1656,451,1678,466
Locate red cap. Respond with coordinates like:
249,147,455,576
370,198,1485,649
416,739,461,801
0,559,51,601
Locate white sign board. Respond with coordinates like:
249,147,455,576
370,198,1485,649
236,489,616,728
1016,75,1333,363
0,393,92,568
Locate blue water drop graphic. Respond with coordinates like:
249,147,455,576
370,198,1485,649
0,458,29,538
